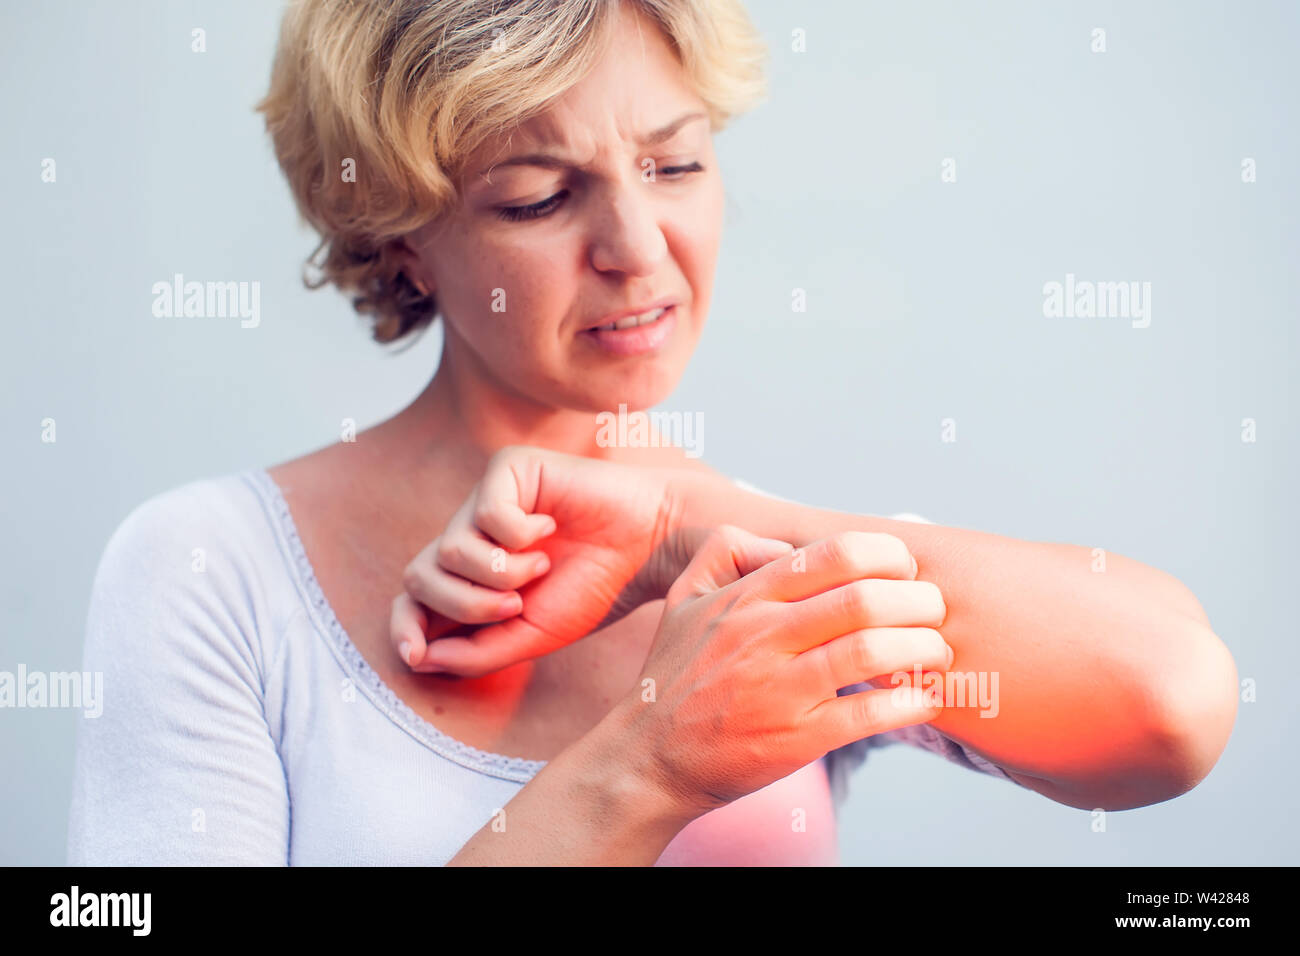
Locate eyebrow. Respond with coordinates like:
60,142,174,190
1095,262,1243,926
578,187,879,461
477,110,708,180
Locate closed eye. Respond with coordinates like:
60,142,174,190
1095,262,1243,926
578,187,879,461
497,190,569,222
657,161,705,179
495,162,706,222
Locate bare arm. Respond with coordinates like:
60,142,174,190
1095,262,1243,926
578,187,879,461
668,474,1239,811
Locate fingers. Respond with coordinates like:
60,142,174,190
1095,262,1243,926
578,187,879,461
401,558,524,627
796,626,952,693
390,591,430,668
407,617,557,679
395,491,554,661
746,530,918,603
473,458,557,550
781,578,946,652
431,535,551,591
664,525,794,604
805,685,942,752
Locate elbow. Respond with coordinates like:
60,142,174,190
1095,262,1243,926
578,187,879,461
1142,623,1239,802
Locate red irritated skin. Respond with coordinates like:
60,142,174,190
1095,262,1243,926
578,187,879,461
348,1,1236,864
394,446,1238,816
439,519,954,866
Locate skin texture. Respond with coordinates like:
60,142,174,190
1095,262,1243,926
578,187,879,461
268,4,1238,863
394,445,1238,817
267,2,797,794
398,3,724,419
444,525,949,865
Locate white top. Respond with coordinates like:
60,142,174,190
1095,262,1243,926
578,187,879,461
66,468,1016,866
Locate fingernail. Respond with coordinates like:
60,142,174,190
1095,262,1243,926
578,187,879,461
534,554,551,574
501,593,523,615
944,644,954,669
398,641,412,665
911,554,918,576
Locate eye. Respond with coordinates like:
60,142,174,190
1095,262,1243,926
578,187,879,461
494,163,706,223
657,161,705,179
497,189,569,222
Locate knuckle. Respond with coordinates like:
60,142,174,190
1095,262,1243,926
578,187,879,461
712,523,746,545
850,691,886,728
826,531,902,575
847,630,878,676
472,501,498,527
701,523,748,557
841,579,879,620
920,582,947,618
435,537,465,568
400,563,423,594
880,534,913,573
489,445,518,467
824,531,866,570
915,627,945,654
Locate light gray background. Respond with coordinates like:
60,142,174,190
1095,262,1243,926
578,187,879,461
2,0,1295,865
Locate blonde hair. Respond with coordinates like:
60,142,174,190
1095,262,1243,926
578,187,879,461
257,0,769,346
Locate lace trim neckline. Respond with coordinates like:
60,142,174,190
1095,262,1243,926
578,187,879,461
245,467,548,783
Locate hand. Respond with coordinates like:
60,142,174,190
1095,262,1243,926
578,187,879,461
390,445,699,678
612,526,951,818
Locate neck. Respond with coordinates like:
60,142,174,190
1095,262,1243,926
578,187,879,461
377,332,620,487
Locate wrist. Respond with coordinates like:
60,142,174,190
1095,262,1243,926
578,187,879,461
651,470,740,591
664,469,727,535
669,469,820,550
579,695,708,840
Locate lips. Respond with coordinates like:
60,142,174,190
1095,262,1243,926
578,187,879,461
582,297,678,332
579,303,678,356
588,306,669,332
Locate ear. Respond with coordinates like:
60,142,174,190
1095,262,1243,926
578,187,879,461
391,237,434,297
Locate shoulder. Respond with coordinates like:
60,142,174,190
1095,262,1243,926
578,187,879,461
95,470,273,583
86,470,290,668
72,470,297,865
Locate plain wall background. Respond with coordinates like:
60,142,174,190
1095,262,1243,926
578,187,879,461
1,0,1295,865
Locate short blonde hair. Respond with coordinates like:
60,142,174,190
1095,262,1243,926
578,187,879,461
257,0,769,346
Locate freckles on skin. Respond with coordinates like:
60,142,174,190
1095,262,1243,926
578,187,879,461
415,211,571,359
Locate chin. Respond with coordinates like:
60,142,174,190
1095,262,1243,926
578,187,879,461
569,354,692,414
583,333,701,412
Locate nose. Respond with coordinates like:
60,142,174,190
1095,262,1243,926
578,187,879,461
587,181,668,277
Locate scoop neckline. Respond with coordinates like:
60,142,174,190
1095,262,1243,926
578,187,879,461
245,466,548,783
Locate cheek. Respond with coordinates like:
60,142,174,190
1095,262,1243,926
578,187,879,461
677,181,724,285
439,238,575,352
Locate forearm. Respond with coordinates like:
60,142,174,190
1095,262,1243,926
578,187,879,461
446,699,699,865
670,475,1238,809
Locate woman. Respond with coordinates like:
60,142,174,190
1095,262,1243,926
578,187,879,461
68,0,1236,866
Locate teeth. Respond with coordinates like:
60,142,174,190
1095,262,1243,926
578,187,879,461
596,307,667,332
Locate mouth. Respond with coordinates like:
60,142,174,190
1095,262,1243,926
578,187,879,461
585,304,671,332
578,304,678,356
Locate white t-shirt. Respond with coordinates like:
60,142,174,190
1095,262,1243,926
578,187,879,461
66,469,1016,866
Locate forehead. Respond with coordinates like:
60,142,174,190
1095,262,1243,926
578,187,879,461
465,7,703,172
